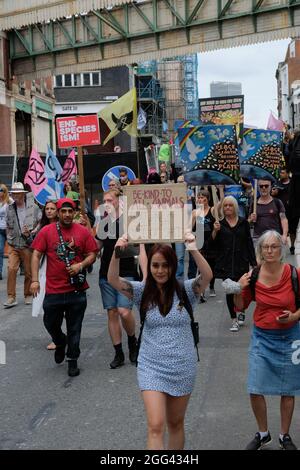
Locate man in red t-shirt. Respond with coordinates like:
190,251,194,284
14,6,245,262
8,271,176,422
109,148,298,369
31,198,98,377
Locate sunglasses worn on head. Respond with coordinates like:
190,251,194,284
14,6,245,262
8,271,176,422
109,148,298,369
259,184,270,189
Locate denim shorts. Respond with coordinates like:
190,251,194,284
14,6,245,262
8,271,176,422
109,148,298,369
248,324,300,396
99,277,134,310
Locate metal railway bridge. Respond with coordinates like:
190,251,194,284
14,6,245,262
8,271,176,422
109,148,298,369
1,0,300,79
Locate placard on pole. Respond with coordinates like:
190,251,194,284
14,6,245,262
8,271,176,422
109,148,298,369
56,115,101,214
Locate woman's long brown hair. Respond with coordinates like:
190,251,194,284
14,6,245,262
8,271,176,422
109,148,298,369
140,244,182,317
39,201,58,229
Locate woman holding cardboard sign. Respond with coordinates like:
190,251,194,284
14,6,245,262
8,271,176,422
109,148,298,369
108,234,212,450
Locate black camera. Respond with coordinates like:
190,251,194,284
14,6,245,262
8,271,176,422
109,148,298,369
71,270,86,287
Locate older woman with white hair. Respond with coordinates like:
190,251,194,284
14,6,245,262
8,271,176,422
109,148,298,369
212,195,256,332
235,230,300,450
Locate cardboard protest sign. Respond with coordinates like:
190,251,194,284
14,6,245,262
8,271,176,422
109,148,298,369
179,125,240,185
239,128,284,182
199,95,244,141
122,183,188,243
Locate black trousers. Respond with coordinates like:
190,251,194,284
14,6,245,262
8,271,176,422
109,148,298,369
226,294,236,320
43,291,87,360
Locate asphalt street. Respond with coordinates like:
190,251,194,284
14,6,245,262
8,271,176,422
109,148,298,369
0,253,300,451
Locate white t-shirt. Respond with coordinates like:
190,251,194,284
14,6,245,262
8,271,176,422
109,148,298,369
0,203,8,230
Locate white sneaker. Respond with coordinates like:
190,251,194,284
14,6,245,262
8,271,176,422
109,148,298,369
238,313,245,326
24,296,32,305
209,288,216,297
3,297,18,308
230,321,239,332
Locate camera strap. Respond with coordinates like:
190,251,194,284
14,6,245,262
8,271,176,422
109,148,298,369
56,222,74,285
13,202,28,242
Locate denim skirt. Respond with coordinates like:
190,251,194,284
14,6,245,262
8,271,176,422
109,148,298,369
248,324,300,396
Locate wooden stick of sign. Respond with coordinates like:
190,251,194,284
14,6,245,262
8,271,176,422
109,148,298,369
253,179,258,215
77,146,86,215
211,185,219,223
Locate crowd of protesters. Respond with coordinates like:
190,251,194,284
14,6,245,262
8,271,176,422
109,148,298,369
1,143,300,450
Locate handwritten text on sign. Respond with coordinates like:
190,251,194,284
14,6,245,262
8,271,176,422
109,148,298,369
122,183,188,243
56,115,101,148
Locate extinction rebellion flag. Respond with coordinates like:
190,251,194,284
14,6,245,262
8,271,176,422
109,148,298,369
98,88,137,145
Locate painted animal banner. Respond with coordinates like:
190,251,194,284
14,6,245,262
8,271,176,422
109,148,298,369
178,125,240,185
173,119,200,166
239,128,284,182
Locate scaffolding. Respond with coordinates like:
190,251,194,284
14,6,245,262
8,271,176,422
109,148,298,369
184,55,199,120
135,54,198,144
157,54,199,137
135,62,165,141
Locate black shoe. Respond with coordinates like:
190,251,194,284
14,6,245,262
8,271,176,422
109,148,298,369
110,351,125,369
0,273,2,280
245,432,272,450
238,313,246,326
279,434,297,450
128,340,138,364
68,359,80,377
54,337,66,364
290,246,295,255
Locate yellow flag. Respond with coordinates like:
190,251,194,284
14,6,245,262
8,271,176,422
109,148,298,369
98,88,137,145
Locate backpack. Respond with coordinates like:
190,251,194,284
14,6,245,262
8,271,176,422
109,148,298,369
249,264,300,309
136,282,200,366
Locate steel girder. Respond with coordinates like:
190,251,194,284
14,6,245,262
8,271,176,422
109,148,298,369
7,0,300,77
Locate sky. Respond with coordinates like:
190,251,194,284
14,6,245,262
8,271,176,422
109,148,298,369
197,39,290,129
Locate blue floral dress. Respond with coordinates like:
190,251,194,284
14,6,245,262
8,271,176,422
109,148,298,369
131,279,198,397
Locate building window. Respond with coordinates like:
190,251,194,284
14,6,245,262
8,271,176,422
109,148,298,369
54,72,101,87
64,74,72,86
290,41,296,58
74,74,81,86
92,72,100,85
83,73,90,86
55,75,63,87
